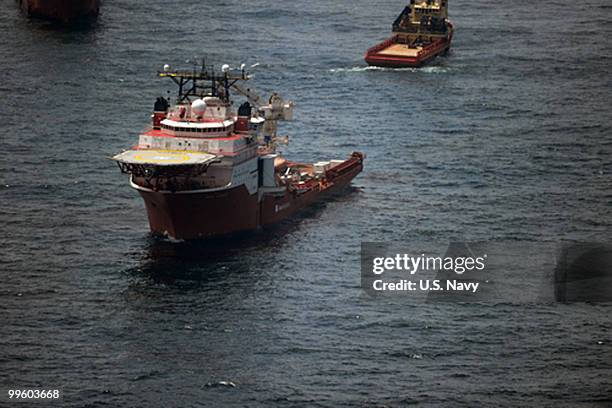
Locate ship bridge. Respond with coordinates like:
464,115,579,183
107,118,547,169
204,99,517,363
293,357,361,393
393,0,450,37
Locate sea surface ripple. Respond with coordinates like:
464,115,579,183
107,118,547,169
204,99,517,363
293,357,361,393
0,1,611,406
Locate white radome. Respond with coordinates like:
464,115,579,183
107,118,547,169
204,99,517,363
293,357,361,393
221,64,230,73
163,64,171,72
191,99,207,116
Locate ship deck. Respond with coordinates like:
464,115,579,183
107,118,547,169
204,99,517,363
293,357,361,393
377,44,422,57
113,149,217,166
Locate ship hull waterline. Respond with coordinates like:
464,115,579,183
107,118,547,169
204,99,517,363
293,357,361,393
132,160,363,240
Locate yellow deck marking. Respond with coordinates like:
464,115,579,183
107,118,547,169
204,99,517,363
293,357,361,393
133,151,191,164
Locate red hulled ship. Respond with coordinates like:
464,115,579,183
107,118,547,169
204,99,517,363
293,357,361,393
365,0,453,68
18,0,100,23
113,62,364,240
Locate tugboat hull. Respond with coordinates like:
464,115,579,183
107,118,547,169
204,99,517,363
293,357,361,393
365,29,453,68
132,153,364,240
18,0,100,23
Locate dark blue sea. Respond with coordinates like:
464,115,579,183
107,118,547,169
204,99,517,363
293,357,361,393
1,0,611,406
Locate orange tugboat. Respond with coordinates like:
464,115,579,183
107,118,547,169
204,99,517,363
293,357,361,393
18,0,100,23
113,62,364,240
365,0,453,68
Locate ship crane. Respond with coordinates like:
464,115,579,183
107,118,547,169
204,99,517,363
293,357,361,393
231,82,294,147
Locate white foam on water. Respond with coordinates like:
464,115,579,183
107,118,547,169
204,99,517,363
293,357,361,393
419,66,449,74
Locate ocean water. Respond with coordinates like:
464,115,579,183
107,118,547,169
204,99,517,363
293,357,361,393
1,0,611,406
